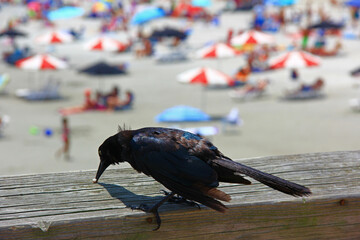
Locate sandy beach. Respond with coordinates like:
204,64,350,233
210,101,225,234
0,0,359,177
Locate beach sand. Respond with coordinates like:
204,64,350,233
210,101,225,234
0,1,359,176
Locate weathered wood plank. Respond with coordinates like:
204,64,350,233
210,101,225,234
0,150,359,239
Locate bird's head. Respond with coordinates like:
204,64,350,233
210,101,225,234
93,135,123,183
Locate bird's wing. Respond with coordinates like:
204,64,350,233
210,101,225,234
130,134,230,212
131,128,251,186
130,129,218,186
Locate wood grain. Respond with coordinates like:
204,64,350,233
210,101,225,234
0,150,359,239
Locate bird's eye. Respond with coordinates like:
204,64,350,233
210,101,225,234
98,150,102,156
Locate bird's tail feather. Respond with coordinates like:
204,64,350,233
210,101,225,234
213,158,311,197
202,187,231,202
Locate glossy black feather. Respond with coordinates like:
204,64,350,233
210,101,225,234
96,127,311,213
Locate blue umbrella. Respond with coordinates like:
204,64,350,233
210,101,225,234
131,7,166,25
345,0,360,7
264,0,298,6
47,6,85,21
155,105,210,122
192,0,211,7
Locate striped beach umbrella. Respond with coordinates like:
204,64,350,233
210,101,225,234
268,50,321,69
177,67,234,86
36,31,74,44
177,67,234,110
15,54,68,70
230,30,274,46
195,43,242,59
84,37,128,52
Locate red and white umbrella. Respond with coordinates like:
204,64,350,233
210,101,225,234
230,30,274,46
84,37,128,52
195,43,242,59
36,31,74,44
268,50,321,69
15,54,68,70
177,67,235,86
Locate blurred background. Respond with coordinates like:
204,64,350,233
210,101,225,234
0,0,359,176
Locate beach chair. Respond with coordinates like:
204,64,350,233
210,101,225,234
349,98,360,112
0,114,10,137
282,90,324,100
183,126,219,137
229,80,268,101
16,79,62,101
155,45,188,63
0,74,10,95
114,91,134,111
283,86,324,100
221,108,243,133
156,50,188,63
282,78,325,101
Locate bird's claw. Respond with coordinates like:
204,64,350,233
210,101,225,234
160,190,201,209
130,203,150,212
152,210,161,231
130,204,161,231
160,190,172,196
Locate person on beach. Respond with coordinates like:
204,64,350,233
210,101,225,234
291,68,299,81
299,77,324,92
83,88,97,110
56,117,70,160
107,90,134,111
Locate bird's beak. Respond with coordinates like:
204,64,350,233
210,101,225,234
93,161,110,183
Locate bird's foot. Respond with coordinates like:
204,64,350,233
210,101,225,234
130,204,162,231
160,190,201,209
130,203,151,212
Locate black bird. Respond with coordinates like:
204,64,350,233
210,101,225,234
93,127,311,230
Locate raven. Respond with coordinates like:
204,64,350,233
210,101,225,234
93,127,311,230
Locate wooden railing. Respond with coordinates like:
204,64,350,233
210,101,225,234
1,150,359,239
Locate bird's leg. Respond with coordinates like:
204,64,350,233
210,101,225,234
130,192,175,231
160,190,201,209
